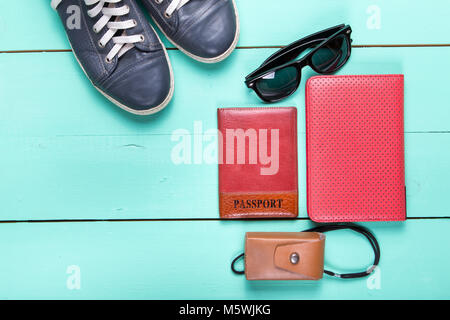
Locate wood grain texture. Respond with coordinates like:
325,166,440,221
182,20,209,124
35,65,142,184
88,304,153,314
0,0,449,300
1,0,450,52
1,48,449,220
0,133,449,220
2,47,450,137
0,220,449,299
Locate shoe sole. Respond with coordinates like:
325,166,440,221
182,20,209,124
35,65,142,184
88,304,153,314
68,31,175,116
150,0,240,64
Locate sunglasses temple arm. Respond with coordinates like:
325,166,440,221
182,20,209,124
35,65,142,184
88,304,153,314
247,40,320,80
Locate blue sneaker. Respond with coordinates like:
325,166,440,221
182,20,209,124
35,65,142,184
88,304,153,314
141,0,240,63
51,0,174,115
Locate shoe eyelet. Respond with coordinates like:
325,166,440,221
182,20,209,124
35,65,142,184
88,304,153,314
155,0,163,3
139,35,145,42
93,26,98,33
132,19,137,26
105,57,112,64
98,40,105,48
164,12,172,19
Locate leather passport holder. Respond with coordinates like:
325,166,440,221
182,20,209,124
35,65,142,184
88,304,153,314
245,232,325,280
218,107,298,219
305,74,406,222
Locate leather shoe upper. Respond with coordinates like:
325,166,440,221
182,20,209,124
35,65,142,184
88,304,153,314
53,0,173,114
142,0,239,62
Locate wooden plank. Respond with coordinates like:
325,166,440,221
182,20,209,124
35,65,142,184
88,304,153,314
0,219,448,299
1,0,450,51
1,47,449,220
1,47,450,137
0,0,448,302
0,132,448,220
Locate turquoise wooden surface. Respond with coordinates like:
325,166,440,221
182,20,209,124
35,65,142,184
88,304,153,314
2,48,450,220
1,220,449,299
2,48,450,136
1,0,450,51
1,133,449,220
0,1,449,299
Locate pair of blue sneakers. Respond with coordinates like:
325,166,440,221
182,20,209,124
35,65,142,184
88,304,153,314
52,0,239,115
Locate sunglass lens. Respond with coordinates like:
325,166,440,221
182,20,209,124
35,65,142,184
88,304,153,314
255,66,300,101
311,34,350,73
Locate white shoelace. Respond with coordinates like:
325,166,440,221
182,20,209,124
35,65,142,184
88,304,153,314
51,0,144,62
164,0,191,17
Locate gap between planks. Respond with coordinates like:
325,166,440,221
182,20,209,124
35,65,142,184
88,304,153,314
48,131,450,137
1,44,450,54
0,216,448,224
1,43,448,225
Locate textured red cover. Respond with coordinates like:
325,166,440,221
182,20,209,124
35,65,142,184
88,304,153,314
305,75,406,222
218,107,298,219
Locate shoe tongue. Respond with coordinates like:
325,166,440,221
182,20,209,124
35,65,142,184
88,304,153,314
107,2,158,55
177,0,205,13
176,0,211,25
107,46,138,76
116,46,142,68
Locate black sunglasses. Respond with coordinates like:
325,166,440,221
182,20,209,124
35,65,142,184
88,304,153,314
245,24,352,103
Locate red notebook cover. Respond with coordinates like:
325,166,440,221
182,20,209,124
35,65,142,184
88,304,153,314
218,107,298,219
305,75,406,222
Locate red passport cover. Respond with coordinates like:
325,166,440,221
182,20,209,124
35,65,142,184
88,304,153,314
305,75,406,222
218,107,298,219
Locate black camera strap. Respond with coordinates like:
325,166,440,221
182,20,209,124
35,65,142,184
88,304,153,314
231,224,380,279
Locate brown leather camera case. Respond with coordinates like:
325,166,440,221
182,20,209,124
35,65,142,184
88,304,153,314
245,232,325,280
